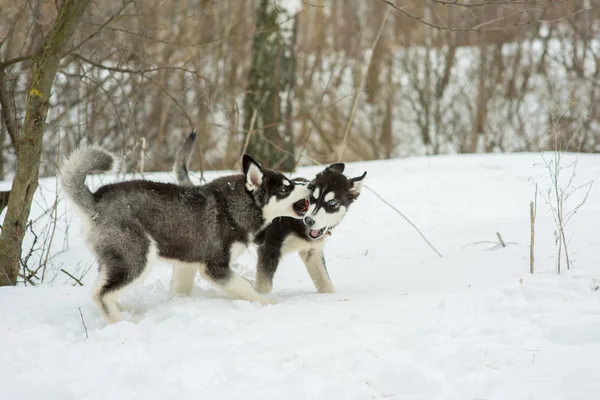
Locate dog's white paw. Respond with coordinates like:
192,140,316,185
317,284,336,294
259,296,278,306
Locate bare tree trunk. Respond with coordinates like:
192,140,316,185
469,34,488,153
0,0,90,286
243,0,297,171
381,59,394,159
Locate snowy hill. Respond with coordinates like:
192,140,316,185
1,153,599,400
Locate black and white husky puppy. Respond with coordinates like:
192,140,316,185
60,143,311,323
174,132,366,295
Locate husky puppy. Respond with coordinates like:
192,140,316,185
60,143,311,323
174,132,366,294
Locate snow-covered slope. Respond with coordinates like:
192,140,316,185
1,153,599,400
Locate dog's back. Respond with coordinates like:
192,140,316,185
91,178,261,261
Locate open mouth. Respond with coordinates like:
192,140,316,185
308,226,328,239
292,198,309,217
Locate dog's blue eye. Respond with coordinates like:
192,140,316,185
328,199,338,207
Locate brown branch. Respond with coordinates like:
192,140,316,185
83,9,303,50
41,124,61,282
0,69,19,151
146,76,195,132
293,65,335,170
73,53,202,78
338,8,390,162
496,232,506,247
78,307,89,339
0,54,31,70
363,185,443,258
530,199,535,274
62,1,134,57
256,130,323,166
17,272,37,286
0,1,29,48
60,268,84,286
430,0,562,7
0,1,133,71
379,0,578,32
240,109,258,162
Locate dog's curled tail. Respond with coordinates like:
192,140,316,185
173,131,197,187
60,145,114,216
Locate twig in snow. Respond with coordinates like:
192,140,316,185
61,269,84,286
17,272,37,286
78,307,89,340
530,184,536,274
363,184,442,258
496,232,506,248
534,104,593,274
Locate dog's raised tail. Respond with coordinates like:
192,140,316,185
173,131,197,186
60,145,114,216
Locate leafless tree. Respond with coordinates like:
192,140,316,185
0,0,93,286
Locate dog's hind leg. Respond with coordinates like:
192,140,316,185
91,228,156,323
300,249,335,293
169,263,197,297
200,262,273,305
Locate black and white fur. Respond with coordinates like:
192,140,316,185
174,132,366,295
60,143,311,323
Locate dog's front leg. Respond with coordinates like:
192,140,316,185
255,243,281,294
299,249,335,293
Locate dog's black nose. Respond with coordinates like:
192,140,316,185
304,216,315,227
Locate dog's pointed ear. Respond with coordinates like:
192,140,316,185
349,171,367,197
327,163,345,174
242,154,263,191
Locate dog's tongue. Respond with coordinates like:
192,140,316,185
310,229,320,237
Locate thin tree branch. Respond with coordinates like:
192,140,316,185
0,54,31,70
61,268,84,286
78,307,89,339
73,53,202,77
337,8,390,162
379,0,578,32
240,109,258,160
0,1,133,70
146,76,195,132
62,1,134,57
0,68,19,151
362,184,443,258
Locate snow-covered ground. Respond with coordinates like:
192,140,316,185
1,153,600,400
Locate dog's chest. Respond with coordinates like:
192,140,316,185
280,234,326,255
